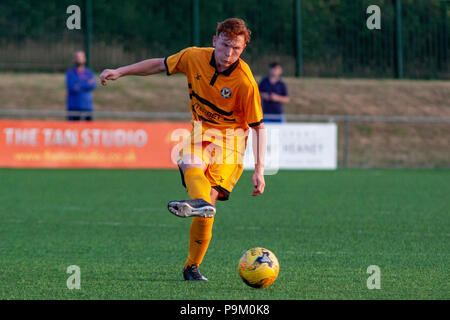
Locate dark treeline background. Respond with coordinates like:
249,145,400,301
0,0,448,78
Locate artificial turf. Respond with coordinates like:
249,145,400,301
0,168,448,299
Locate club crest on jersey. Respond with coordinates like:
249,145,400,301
221,87,232,99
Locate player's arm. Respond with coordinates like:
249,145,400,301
251,122,266,196
99,58,166,86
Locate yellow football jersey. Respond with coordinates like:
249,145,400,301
164,47,263,135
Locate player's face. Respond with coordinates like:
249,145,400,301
213,33,246,70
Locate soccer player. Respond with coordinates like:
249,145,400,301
99,18,266,281
259,62,289,123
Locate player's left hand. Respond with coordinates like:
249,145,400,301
99,69,121,86
252,168,265,196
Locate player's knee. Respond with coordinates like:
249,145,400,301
179,155,206,173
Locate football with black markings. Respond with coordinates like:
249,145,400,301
238,247,280,289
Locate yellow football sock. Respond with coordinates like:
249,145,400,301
184,167,211,203
183,167,214,267
185,216,214,267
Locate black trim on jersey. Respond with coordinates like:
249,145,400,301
209,50,240,76
210,72,219,86
249,119,264,127
222,117,236,122
190,102,222,124
191,90,234,117
198,115,220,124
190,100,236,123
190,103,196,118
208,50,240,86
164,57,171,76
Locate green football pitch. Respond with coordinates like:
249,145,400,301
0,168,448,300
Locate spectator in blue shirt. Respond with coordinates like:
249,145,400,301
258,62,290,123
66,51,97,121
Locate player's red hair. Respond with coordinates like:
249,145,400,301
216,18,251,44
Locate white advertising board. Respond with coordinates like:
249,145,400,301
244,123,337,172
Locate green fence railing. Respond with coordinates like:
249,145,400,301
0,0,448,79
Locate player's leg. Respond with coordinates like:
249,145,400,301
209,188,219,206
182,188,219,281
171,156,216,281
164,145,216,280
168,154,216,217
183,163,243,281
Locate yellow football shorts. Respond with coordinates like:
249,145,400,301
177,138,247,201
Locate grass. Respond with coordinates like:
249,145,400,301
0,168,448,299
1,73,449,117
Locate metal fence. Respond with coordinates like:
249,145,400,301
1,109,449,168
0,0,448,78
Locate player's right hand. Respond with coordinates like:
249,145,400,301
99,69,120,86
